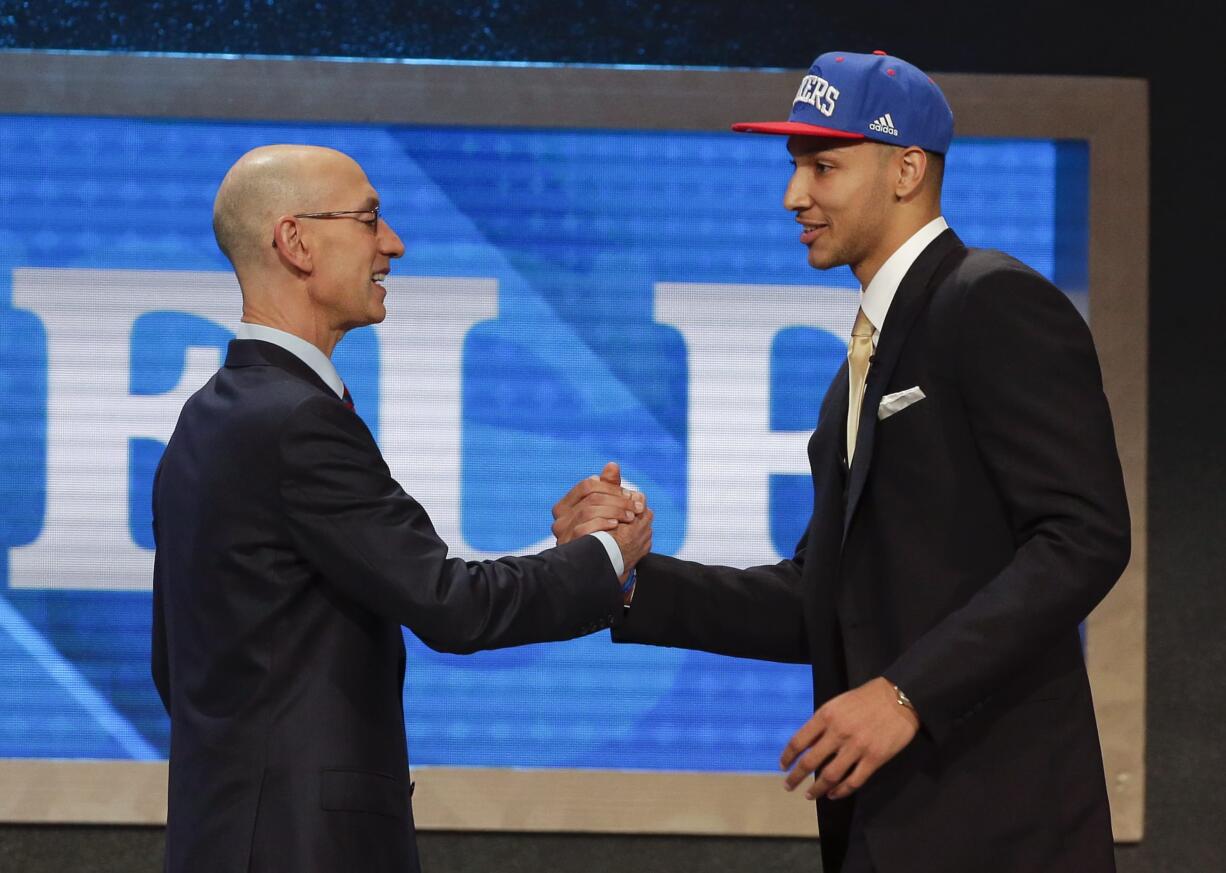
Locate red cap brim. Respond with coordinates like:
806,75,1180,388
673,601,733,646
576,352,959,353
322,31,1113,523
730,121,867,140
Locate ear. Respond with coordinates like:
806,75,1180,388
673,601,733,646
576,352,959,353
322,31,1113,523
272,215,313,274
894,146,929,200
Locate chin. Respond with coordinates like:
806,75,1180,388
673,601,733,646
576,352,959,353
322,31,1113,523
366,293,387,324
807,242,848,272
807,250,837,271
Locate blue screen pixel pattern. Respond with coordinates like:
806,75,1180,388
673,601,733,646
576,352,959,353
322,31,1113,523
0,115,1086,770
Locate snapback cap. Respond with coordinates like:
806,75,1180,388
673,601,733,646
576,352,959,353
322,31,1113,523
732,50,954,154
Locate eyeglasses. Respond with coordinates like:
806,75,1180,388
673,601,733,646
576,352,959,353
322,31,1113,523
272,205,380,247
295,205,380,231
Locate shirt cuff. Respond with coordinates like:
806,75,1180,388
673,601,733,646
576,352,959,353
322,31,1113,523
589,530,624,577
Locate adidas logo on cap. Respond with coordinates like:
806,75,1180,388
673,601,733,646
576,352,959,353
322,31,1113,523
731,51,954,154
868,113,899,137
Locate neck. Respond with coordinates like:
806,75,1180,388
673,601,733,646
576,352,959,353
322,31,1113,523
852,209,940,288
239,281,343,357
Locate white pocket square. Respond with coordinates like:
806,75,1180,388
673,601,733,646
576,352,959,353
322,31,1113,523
878,386,926,420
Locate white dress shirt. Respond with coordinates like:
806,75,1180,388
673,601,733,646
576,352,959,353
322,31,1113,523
857,216,949,346
235,321,625,576
845,217,948,459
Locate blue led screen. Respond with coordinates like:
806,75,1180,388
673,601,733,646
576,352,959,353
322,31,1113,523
0,115,1087,770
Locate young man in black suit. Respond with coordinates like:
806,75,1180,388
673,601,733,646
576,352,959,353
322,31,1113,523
556,50,1130,872
151,145,652,873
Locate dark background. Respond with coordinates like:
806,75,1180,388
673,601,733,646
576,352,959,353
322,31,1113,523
1,2,1221,871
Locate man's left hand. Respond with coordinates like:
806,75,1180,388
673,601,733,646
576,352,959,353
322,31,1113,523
780,676,920,801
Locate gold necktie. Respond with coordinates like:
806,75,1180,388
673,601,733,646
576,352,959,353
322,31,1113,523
846,308,874,463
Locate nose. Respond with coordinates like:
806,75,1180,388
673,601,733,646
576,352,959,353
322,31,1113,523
379,219,406,258
783,167,811,213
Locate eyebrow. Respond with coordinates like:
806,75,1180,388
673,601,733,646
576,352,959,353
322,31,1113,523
790,147,840,162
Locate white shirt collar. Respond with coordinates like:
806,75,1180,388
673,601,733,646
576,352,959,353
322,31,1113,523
859,216,949,346
235,322,346,399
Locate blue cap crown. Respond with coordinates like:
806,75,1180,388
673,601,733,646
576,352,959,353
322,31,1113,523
733,50,954,154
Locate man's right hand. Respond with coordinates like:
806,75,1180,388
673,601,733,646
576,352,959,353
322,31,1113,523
610,504,653,578
552,462,651,578
551,462,644,544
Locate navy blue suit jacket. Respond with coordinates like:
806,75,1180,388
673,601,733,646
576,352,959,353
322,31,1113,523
152,339,622,873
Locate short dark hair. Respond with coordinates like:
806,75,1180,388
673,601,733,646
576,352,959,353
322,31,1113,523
925,150,946,190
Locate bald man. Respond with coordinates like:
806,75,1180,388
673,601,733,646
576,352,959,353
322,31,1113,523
151,146,651,873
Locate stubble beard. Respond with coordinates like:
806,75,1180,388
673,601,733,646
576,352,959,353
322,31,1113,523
807,227,854,272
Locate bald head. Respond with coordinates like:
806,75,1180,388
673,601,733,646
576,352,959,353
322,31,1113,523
212,145,365,273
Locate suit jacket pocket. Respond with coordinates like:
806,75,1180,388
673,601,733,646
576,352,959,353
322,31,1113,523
877,386,926,421
321,768,408,819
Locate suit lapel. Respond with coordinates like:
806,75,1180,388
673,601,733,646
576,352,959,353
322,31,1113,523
809,361,850,478
842,230,965,543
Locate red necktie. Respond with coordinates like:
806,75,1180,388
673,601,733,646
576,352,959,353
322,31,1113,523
342,386,355,411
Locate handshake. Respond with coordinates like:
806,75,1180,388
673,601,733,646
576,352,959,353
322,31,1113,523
550,461,653,587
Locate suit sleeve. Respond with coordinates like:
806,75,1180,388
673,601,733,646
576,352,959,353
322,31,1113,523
884,265,1130,742
278,395,624,654
611,532,811,664
150,460,170,713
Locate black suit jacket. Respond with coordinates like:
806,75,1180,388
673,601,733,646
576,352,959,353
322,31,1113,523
152,339,622,873
613,230,1130,873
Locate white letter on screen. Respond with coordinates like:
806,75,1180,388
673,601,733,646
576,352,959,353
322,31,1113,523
374,276,554,560
654,282,857,567
9,268,240,590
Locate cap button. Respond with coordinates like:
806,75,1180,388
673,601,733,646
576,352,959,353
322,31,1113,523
872,50,888,56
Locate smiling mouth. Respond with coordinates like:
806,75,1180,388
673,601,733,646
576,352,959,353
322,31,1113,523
799,224,828,243
372,272,388,285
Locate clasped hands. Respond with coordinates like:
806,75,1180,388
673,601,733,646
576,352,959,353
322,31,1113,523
552,462,918,802
552,461,652,584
